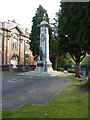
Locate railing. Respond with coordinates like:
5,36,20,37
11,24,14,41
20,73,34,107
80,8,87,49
16,65,36,72
57,64,90,77
81,65,90,77
0,64,13,71
0,64,36,72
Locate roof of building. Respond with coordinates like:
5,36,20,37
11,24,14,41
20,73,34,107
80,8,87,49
0,20,30,38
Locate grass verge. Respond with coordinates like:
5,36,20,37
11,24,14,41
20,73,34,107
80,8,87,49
2,76,88,118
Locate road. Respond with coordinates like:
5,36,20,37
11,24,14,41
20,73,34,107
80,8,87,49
2,73,72,110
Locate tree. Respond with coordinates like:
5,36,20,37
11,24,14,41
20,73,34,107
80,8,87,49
50,13,60,70
50,11,75,70
58,53,75,65
50,37,59,70
50,12,74,70
58,2,90,77
30,5,50,56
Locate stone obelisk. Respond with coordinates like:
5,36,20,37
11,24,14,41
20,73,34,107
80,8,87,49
36,16,53,72
19,16,62,76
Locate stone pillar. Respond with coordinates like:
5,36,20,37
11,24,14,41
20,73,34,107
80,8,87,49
36,20,53,72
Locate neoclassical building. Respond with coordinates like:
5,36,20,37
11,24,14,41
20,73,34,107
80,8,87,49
0,20,34,68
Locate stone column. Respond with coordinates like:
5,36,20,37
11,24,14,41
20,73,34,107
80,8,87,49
37,20,53,72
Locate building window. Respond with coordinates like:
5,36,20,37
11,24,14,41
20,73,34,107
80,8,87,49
12,38,18,49
25,55,29,65
25,41,29,51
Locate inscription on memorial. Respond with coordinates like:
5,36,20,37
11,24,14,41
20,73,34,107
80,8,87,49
37,62,44,67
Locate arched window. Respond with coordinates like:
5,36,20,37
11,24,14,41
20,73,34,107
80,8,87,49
12,38,18,49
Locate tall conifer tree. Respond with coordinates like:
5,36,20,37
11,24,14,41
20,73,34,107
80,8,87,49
58,2,90,77
30,5,49,56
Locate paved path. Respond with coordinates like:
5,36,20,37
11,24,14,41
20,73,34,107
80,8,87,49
2,73,72,110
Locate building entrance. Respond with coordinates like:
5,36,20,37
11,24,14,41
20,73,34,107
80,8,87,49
11,56,18,68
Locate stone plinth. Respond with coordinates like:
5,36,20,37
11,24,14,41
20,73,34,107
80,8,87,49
19,70,63,77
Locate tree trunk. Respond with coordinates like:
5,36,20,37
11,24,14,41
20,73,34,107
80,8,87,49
75,61,81,78
54,56,59,70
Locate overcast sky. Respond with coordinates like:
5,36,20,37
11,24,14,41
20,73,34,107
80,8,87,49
0,0,60,31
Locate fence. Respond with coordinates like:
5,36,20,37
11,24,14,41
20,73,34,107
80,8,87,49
0,64,13,71
58,64,90,77
0,64,36,72
80,65,90,77
16,65,36,72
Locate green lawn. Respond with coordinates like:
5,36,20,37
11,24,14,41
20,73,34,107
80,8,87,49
2,76,88,119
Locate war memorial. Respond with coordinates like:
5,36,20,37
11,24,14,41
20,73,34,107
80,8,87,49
19,17,62,76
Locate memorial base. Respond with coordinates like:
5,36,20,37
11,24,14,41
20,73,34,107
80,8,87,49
35,61,45,72
19,60,64,76
35,60,53,72
44,60,53,72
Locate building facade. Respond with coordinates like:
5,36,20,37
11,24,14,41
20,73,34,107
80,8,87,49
0,20,34,68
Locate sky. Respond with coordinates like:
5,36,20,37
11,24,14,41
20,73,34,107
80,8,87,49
0,0,61,31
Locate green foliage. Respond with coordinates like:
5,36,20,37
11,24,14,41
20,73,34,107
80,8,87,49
30,5,50,55
58,2,90,57
50,14,60,69
58,67,65,72
82,54,90,65
49,37,59,70
50,37,59,57
58,53,74,65
50,13,59,55
50,13,74,69
57,2,90,77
